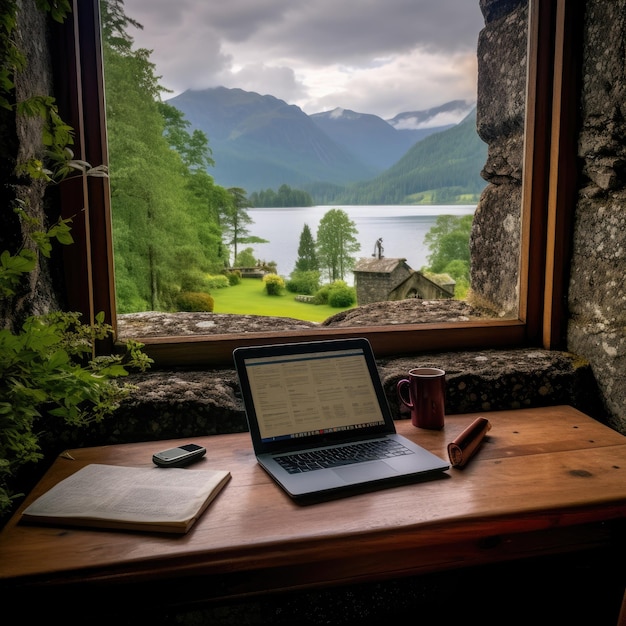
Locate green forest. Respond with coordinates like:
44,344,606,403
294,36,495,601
102,2,234,313
249,185,314,208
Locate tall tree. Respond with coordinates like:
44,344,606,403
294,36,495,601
159,101,227,271
220,187,267,266
294,224,318,272
316,209,360,282
424,214,473,273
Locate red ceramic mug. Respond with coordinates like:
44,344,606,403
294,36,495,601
396,367,446,429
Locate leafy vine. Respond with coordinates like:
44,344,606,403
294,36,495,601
0,1,152,522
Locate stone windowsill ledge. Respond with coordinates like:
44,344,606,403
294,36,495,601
45,347,602,452
40,305,598,450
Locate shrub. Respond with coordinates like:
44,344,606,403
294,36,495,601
226,270,242,286
179,271,229,293
328,285,356,307
205,275,230,290
180,269,210,292
313,284,331,305
176,291,215,312
313,280,354,306
263,273,285,295
286,270,321,295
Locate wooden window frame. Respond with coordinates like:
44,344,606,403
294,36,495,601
52,0,576,367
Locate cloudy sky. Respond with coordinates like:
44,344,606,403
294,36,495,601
121,0,484,121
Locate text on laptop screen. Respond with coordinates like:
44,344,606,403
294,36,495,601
244,348,385,442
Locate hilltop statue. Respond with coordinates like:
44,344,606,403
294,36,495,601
372,237,384,259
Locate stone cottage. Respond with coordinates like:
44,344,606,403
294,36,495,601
354,256,455,304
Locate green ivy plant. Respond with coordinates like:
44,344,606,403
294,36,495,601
0,0,152,520
0,204,153,520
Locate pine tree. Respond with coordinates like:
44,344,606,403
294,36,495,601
220,187,269,266
294,224,318,272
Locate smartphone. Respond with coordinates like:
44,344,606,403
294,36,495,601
152,443,207,468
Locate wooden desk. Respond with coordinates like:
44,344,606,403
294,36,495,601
2,406,626,621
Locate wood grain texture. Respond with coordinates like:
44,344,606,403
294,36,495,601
1,405,625,606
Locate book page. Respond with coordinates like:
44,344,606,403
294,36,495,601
22,464,230,528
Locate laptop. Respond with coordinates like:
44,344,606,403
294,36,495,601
233,337,449,502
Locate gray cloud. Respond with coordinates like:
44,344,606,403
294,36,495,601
121,0,484,118
249,0,483,61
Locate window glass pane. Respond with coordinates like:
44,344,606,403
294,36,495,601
100,0,528,344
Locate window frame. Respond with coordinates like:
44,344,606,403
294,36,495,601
53,0,575,367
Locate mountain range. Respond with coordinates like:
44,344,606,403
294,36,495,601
166,87,485,204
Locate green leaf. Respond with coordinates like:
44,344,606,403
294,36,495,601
48,219,74,245
46,350,70,370
31,231,53,257
1,249,36,272
97,364,129,378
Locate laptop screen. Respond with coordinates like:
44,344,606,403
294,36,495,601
241,345,386,443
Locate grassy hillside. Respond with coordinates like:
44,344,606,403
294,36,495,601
325,110,487,205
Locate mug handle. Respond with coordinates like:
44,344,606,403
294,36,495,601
397,379,413,408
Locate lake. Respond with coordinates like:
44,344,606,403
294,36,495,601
247,205,476,285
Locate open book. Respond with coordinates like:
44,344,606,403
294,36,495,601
21,463,231,534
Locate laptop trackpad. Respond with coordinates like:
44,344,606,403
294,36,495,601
333,461,398,483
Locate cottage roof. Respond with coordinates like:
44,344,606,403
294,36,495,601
354,257,408,274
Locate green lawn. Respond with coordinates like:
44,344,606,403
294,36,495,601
210,278,355,323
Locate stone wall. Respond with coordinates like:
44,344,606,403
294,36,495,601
471,0,527,318
475,0,626,434
0,2,63,330
566,0,626,433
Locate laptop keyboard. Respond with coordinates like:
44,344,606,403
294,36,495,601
275,439,413,474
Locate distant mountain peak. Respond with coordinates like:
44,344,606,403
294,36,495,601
314,107,363,121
